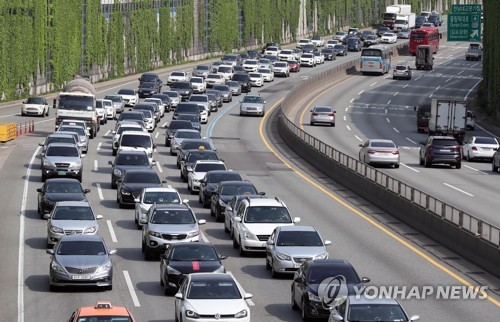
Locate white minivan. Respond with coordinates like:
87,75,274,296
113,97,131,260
117,131,156,162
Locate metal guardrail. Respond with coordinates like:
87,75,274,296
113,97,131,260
278,55,500,248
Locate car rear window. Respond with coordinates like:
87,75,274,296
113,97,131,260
371,141,396,148
475,137,498,144
315,107,332,113
395,66,407,70
432,139,458,146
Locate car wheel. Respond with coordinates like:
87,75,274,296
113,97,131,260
455,162,462,169
492,162,499,172
232,236,238,249
331,122,335,127
424,157,431,168
41,174,47,182
266,258,271,270
78,174,82,183
144,246,154,261
106,284,113,291
419,155,424,165
202,196,210,208
291,287,298,310
239,239,247,257
45,108,49,116
111,181,117,189
215,209,223,222
310,122,314,126
112,149,117,156
394,163,400,169
467,152,472,162
49,284,58,292
224,221,230,233
271,261,279,278
301,297,310,321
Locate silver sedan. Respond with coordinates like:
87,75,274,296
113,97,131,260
265,225,331,277
359,139,400,168
310,106,336,126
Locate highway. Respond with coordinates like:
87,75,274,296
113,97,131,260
0,38,499,322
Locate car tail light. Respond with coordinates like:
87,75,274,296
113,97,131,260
392,150,400,155
367,150,376,154
452,147,460,152
428,146,437,150
380,63,383,69
312,113,318,116
328,113,335,117
471,146,478,151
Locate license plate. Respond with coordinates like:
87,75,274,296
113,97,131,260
57,171,67,175
441,149,450,152
72,275,90,280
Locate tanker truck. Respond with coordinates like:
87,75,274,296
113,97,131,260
53,76,99,138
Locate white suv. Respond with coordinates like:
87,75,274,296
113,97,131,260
232,197,300,256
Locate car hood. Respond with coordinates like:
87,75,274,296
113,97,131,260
183,299,248,315
44,192,86,202
243,223,294,235
241,103,264,109
115,164,152,172
191,172,207,180
56,254,108,268
24,103,45,108
274,246,327,258
121,182,162,194
44,156,80,163
219,195,234,203
167,260,223,273
148,223,199,234
49,219,98,230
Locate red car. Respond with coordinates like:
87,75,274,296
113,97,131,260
287,60,301,72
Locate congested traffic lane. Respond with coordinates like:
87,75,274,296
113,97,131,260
297,41,500,229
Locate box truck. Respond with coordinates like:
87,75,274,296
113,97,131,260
383,4,412,29
428,99,467,142
394,13,416,30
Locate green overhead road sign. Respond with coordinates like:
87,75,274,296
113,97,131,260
447,13,482,42
451,4,482,13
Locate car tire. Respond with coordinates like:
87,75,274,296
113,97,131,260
424,157,431,168
291,288,298,310
45,108,49,116
271,261,280,278
467,152,472,162
78,174,82,183
144,246,154,261
310,122,314,126
232,237,238,249
49,284,58,292
202,197,210,208
111,181,117,189
266,258,271,270
492,162,499,172
41,174,47,182
215,209,224,222
394,163,400,168
455,162,462,169
106,284,113,291
301,297,310,321
331,123,335,127
224,222,230,233
239,239,247,257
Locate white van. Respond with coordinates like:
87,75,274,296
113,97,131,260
217,65,234,80
117,131,156,162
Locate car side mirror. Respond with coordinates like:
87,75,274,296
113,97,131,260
266,239,274,246
96,215,103,220
409,315,420,321
134,197,141,203
361,277,371,283
38,142,44,147
174,293,183,300
108,161,113,165
243,293,253,300
293,217,301,223
259,192,266,195
84,189,91,194
161,180,167,184
46,249,54,255
80,154,86,158
139,218,148,224
159,254,167,260
234,216,241,222
219,254,228,260
36,188,42,193
294,276,305,284
358,144,363,147
331,313,343,321
198,219,207,225
109,249,117,255
324,240,332,246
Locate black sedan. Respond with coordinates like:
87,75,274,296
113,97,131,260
108,150,154,189
291,259,370,320
160,243,227,295
199,171,243,209
116,169,165,208
37,178,90,218
175,139,214,168
333,44,348,56
321,49,336,61
210,181,260,222
347,38,362,52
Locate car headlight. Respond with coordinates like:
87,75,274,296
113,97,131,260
96,260,112,273
308,291,321,302
113,169,122,176
43,160,56,168
84,225,98,234
219,199,227,207
185,310,199,318
242,229,257,241
140,206,149,214
167,266,182,275
121,189,131,196
68,162,82,170
314,253,328,260
147,230,162,238
187,230,200,238
49,225,64,234
276,252,291,261
51,261,65,272
234,309,248,318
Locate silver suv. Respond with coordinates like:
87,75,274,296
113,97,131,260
41,143,85,182
232,197,300,256
141,204,206,260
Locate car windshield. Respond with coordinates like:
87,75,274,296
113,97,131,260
171,82,190,89
164,91,179,98
150,209,194,224
308,267,360,284
187,152,218,162
170,245,218,261
27,97,45,104
244,60,258,65
140,74,157,82
116,153,149,166
276,231,323,246
218,66,232,73
249,73,261,78
243,96,263,103
104,95,121,102
175,131,201,139
347,304,407,321
395,66,408,71
431,139,458,146
196,65,210,71
171,72,184,77
118,89,134,95
58,127,86,137
213,85,229,91
120,135,151,148
187,280,241,299
52,205,94,220
57,240,106,256
181,141,211,150
370,141,396,148
190,78,203,84
474,137,498,144
221,184,257,196
366,35,376,40
141,110,153,118
334,45,345,50
177,115,199,122
244,206,292,223
74,316,132,322
46,146,79,157
190,96,208,102
140,83,155,89
194,163,226,172
123,172,160,184
120,113,143,121
207,172,240,183
45,182,82,193
275,62,287,67
46,136,76,146
117,126,142,135
143,191,180,204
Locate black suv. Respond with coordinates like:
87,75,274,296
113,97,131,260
170,81,192,101
419,136,462,168
231,73,252,93
138,73,162,98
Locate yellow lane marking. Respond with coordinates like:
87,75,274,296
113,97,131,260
260,96,499,307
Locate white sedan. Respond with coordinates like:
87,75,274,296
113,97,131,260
248,72,264,87
242,59,260,72
174,273,252,322
258,68,274,82
381,32,398,43
296,39,312,48
462,136,499,161
167,71,188,85
325,39,340,48
278,49,295,61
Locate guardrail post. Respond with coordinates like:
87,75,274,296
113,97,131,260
441,203,446,219
477,220,483,237
458,211,463,228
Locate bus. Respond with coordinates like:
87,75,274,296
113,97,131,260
360,45,392,75
409,27,440,55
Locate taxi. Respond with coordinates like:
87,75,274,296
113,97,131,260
69,301,135,322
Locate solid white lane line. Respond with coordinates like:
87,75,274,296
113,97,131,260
227,271,255,306
443,183,474,197
107,220,118,242
354,135,363,142
96,183,104,201
463,164,488,175
201,231,209,243
349,98,354,103
155,132,159,139
406,138,417,144
156,162,163,173
435,85,441,91
105,130,111,137
19,146,41,322
97,142,102,151
403,84,408,88
457,71,464,75
387,100,391,105
358,90,364,95
386,118,390,123
414,76,421,81
162,121,168,128
393,92,399,96
345,107,349,112
401,163,419,173
94,160,98,172
346,125,351,131
370,82,377,87
445,77,452,83
123,271,141,307
393,127,400,133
